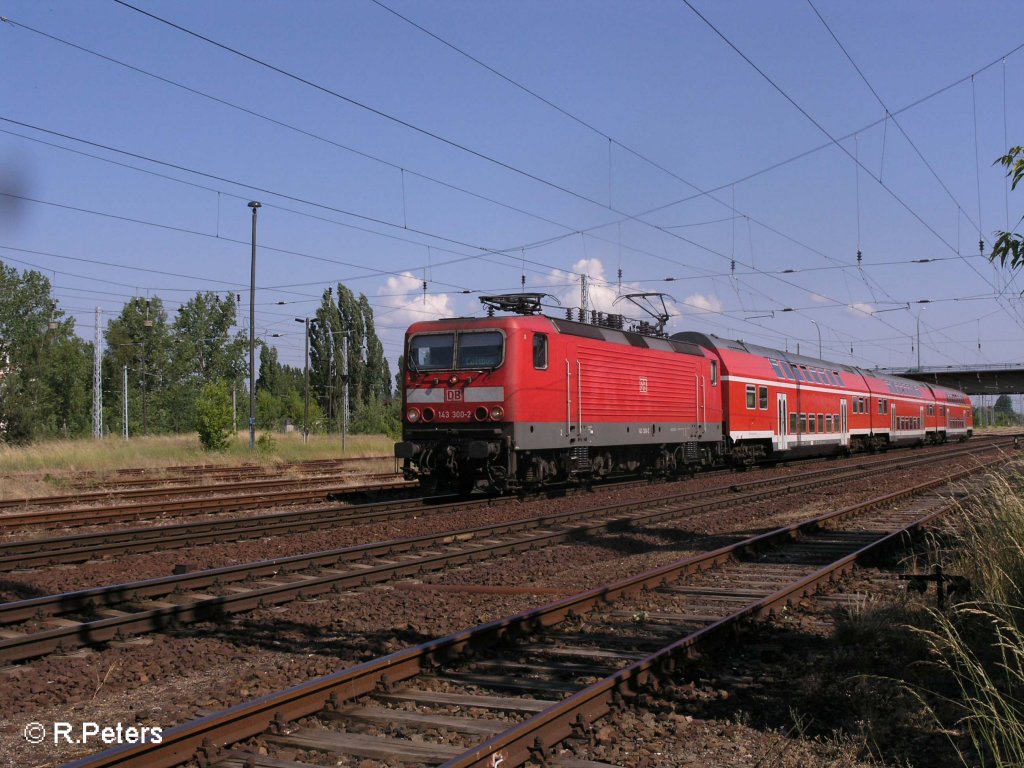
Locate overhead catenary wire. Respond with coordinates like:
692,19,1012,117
3,8,1020,370
6,10,1015,335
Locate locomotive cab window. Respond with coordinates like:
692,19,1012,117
532,333,548,370
409,333,454,370
457,331,504,369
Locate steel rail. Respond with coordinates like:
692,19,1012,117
0,478,412,529
0,455,394,488
62,455,1008,768
0,469,399,511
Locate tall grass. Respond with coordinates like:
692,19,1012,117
916,464,1024,767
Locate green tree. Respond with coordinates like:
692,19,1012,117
166,292,246,432
309,284,392,435
994,394,1018,426
256,342,279,396
991,147,1024,270
103,297,173,436
0,262,93,443
310,287,344,430
195,380,233,451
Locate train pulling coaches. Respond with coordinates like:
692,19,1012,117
394,295,973,494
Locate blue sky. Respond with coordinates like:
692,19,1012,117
2,1,1023,386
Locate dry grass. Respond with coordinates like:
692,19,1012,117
0,431,395,499
909,464,1024,767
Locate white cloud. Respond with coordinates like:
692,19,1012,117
848,302,876,317
682,293,723,315
540,257,726,337
377,272,457,329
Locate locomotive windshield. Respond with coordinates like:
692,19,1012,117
409,333,454,370
457,331,503,368
408,330,504,371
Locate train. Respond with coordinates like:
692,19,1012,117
393,294,973,494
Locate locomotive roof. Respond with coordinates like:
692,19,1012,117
549,318,705,357
408,314,706,357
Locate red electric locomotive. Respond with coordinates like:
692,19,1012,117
394,295,724,493
394,295,973,493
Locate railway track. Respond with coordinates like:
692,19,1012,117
0,455,395,492
62,451,1001,768
0,439,1006,572
0,444,1006,663
1,436,1012,532
0,475,413,529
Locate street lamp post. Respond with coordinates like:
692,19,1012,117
916,308,926,370
341,331,349,452
294,317,310,443
809,319,821,359
247,201,261,452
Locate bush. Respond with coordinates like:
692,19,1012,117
256,431,276,454
195,381,233,451
350,398,400,438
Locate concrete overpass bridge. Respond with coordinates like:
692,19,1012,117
879,364,1024,396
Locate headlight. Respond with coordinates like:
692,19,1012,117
490,406,505,420
406,408,420,423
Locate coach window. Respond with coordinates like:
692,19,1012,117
799,413,807,433
780,361,796,380
746,384,756,409
769,359,784,378
793,366,805,383
790,412,798,433
927,404,934,416
758,385,768,409
808,414,816,433
532,333,548,370
817,414,824,432
826,414,833,432
833,371,844,386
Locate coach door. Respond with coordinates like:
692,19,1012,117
777,393,789,450
840,400,848,447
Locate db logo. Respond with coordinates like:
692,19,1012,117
446,389,464,401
